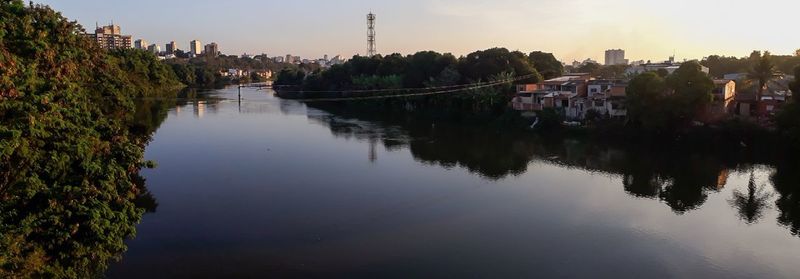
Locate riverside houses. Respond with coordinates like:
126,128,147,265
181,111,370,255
512,74,627,120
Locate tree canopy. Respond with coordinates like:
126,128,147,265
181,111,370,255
528,51,564,80
626,61,714,132
0,1,177,276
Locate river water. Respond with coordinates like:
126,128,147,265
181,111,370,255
107,87,800,278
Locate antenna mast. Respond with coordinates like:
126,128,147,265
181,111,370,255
367,12,376,57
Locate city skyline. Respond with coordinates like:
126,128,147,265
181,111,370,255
40,0,800,62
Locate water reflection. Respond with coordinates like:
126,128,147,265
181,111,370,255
309,107,800,238
773,161,800,236
99,89,800,278
730,173,773,224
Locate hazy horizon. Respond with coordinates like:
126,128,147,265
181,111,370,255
40,0,800,62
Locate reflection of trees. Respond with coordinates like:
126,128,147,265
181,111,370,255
730,173,773,224
310,106,800,237
772,161,800,237
406,126,537,180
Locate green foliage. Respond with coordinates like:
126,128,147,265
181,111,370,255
528,51,564,80
667,61,715,120
459,48,541,84
277,48,543,91
701,51,800,79
748,51,779,97
405,51,458,87
626,72,670,131
106,49,183,94
576,62,601,75
0,1,172,277
352,75,403,90
701,55,750,78
626,63,713,133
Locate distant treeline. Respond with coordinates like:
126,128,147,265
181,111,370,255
701,51,800,78
164,55,316,89
275,48,565,90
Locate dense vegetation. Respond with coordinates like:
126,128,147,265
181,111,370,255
165,54,310,88
626,61,714,132
0,1,178,277
276,48,558,123
701,51,800,78
276,48,556,90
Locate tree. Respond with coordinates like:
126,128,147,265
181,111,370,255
576,62,601,76
626,72,668,130
458,48,542,84
666,61,714,122
700,55,749,78
528,51,564,80
795,49,800,57
404,51,456,87
747,51,779,100
729,173,773,224
0,1,176,276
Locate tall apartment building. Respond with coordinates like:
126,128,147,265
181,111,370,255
604,49,628,66
134,39,148,50
190,40,202,56
85,24,132,49
147,44,161,54
166,41,177,54
204,42,219,57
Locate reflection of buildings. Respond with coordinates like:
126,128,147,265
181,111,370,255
194,102,206,118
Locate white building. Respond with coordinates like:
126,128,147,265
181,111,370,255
134,39,148,50
147,44,160,55
190,40,202,56
604,49,628,66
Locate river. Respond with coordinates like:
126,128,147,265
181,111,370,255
107,86,800,278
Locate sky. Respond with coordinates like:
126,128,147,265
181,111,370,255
40,0,800,63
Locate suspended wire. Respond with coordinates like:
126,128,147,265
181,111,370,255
274,74,535,94
279,74,536,102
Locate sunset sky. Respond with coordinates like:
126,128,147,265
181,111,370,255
42,0,800,62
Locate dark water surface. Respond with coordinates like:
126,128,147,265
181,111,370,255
108,87,800,278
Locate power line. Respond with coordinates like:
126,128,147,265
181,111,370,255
284,74,535,102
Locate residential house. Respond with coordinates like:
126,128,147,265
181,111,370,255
584,80,627,119
704,79,736,122
733,74,794,118
512,74,593,120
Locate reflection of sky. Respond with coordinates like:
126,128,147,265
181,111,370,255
109,87,800,278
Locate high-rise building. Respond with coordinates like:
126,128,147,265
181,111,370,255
134,39,148,50
285,54,293,64
85,24,132,49
604,49,628,66
204,42,219,57
190,40,202,56
166,41,177,54
147,44,161,55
